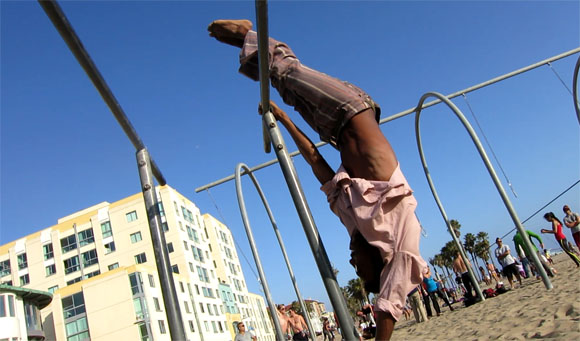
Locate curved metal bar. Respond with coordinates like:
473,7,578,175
235,163,316,339
415,92,553,293
235,164,285,340
573,55,580,124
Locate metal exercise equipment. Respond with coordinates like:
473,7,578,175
196,47,580,192
573,55,580,124
234,163,316,339
38,1,186,339
415,92,553,292
250,0,358,338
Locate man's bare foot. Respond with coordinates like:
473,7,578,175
207,19,252,47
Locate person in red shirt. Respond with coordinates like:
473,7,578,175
541,212,580,267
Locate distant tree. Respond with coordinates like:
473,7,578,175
475,231,495,268
464,233,481,280
449,219,462,238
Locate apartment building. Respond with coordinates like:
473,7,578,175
204,214,274,341
0,185,274,341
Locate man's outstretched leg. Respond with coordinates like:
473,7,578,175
208,19,252,48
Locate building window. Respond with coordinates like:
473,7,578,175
0,260,10,277
212,321,218,333
17,253,28,270
158,320,167,334
204,321,209,332
218,321,224,333
46,264,57,277
104,241,116,254
61,235,77,254
43,243,54,260
131,232,143,243
83,270,100,279
65,316,89,341
0,295,16,317
126,211,138,222
188,320,195,332
81,249,98,267
133,297,147,320
147,274,155,287
184,301,191,313
162,222,169,232
108,263,119,270
18,274,29,286
78,228,95,247
158,202,165,217
181,207,194,223
66,277,82,286
101,221,113,238
171,265,179,274
138,322,151,341
129,273,144,295
179,282,184,293
135,253,147,264
153,297,162,312
62,292,85,319
48,285,59,294
199,303,204,313
184,242,189,251
207,303,212,315
167,242,174,253
64,256,80,274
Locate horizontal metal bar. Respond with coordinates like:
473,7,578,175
195,47,580,193
38,0,166,185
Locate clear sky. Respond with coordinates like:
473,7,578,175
2,1,579,312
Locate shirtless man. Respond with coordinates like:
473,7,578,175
288,309,309,341
208,19,427,341
486,261,500,285
276,304,292,339
453,252,474,298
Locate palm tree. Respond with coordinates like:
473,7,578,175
475,231,495,268
464,233,481,280
449,219,461,238
440,241,460,288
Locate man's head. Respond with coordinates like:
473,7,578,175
563,205,571,214
289,309,296,316
349,231,383,294
496,237,502,246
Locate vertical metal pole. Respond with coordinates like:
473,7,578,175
255,0,272,154
234,165,286,341
262,114,357,340
136,149,187,340
253,0,355,338
236,163,316,338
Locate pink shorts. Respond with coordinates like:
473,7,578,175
321,164,427,321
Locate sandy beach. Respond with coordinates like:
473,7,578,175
390,252,580,340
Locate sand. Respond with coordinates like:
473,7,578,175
390,253,580,340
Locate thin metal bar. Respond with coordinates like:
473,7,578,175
235,164,285,341
262,113,357,339
196,48,580,192
136,149,186,340
235,163,316,338
38,0,166,185
255,0,272,154
415,92,553,292
573,55,580,124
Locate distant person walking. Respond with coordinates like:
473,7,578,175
562,205,580,251
542,212,580,267
513,229,555,277
494,238,522,289
234,322,257,341
486,261,500,285
452,252,475,298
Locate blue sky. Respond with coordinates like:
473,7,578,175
1,1,579,311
